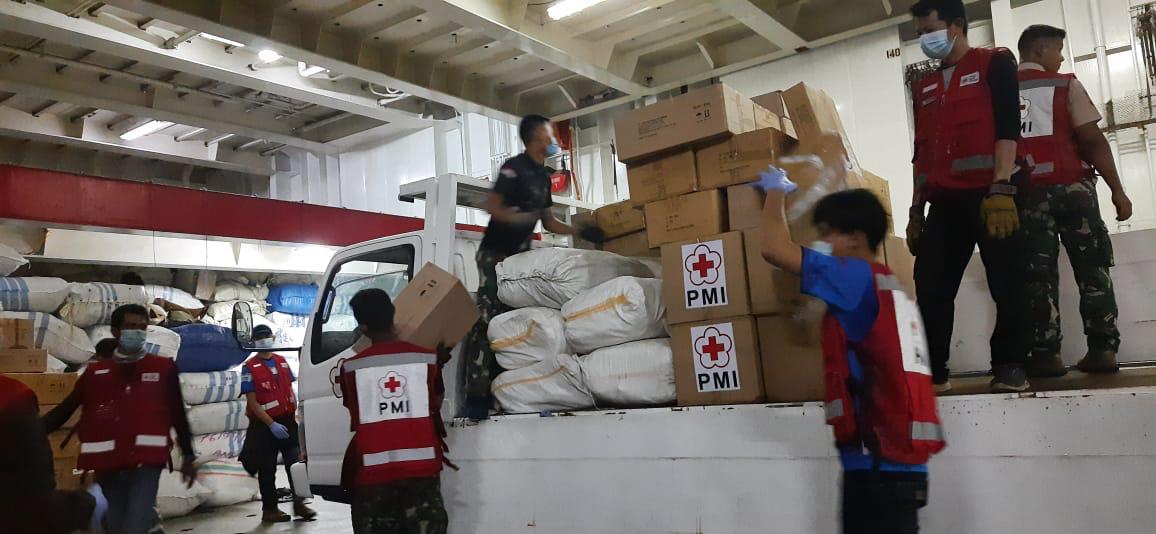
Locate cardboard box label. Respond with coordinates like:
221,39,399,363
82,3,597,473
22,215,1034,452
690,322,741,392
893,290,932,375
681,240,730,310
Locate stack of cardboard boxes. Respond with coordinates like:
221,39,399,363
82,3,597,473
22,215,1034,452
0,318,83,490
611,82,915,407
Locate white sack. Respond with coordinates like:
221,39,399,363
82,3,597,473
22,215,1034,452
197,459,259,508
580,338,675,407
156,470,211,519
0,243,26,276
488,307,568,370
59,283,150,328
266,311,308,346
187,430,246,466
206,300,268,324
180,370,242,405
562,277,667,354
187,399,247,435
143,285,204,310
86,324,180,359
0,311,95,364
496,248,655,309
0,277,70,313
492,354,592,414
212,281,268,303
0,225,45,255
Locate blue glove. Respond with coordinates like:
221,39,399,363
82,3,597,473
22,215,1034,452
751,165,797,194
87,483,108,532
269,421,290,440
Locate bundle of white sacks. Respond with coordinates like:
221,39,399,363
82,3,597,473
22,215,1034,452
491,249,673,413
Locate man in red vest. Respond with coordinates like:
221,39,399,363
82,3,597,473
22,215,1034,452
42,304,195,534
908,0,1032,393
755,167,945,534
339,288,451,534
1016,25,1133,376
240,324,317,523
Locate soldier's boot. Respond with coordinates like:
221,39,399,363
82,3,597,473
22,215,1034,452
262,509,291,523
293,501,317,520
1025,353,1068,378
1076,349,1119,374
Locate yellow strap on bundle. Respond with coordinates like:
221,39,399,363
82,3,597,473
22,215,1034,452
563,294,631,322
491,321,538,351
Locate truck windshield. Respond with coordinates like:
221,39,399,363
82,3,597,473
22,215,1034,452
312,244,415,364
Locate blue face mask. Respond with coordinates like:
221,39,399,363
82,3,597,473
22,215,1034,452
117,329,148,358
254,338,275,349
920,29,956,60
545,142,561,157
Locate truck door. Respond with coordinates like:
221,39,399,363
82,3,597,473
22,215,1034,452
298,236,420,490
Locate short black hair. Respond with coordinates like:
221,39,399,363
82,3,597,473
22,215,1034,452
252,324,274,340
95,338,118,356
1019,24,1066,55
111,304,150,329
350,288,396,334
519,114,550,146
120,272,145,286
910,0,967,30
812,189,889,252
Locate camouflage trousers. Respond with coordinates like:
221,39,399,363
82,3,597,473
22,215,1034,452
1020,177,1120,354
462,249,511,404
351,476,448,534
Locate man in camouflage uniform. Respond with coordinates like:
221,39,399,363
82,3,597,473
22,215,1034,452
351,478,448,534
1018,26,1133,377
462,114,604,420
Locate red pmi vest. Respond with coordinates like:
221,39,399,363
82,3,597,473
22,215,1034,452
913,47,1006,196
822,264,946,465
77,355,176,471
1018,69,1088,185
245,354,297,419
340,341,444,486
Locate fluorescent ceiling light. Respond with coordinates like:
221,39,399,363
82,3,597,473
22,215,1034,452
120,120,174,140
298,62,327,77
547,0,608,20
257,49,283,63
201,33,245,48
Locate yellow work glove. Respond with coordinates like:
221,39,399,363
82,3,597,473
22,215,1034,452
980,182,1020,239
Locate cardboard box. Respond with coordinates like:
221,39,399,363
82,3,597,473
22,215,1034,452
48,430,81,460
595,201,647,239
0,348,49,373
672,316,765,406
661,231,751,325
54,464,83,491
392,263,480,349
781,117,797,140
644,189,727,248
752,105,781,131
193,269,218,301
752,90,787,117
602,231,659,258
742,228,810,315
570,211,598,250
757,315,825,403
625,150,698,206
883,236,916,296
614,84,754,164
39,404,81,429
0,318,35,349
696,128,796,191
726,184,763,231
782,82,848,142
1,373,78,405
852,170,893,216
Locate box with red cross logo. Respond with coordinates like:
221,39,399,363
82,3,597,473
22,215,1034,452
671,316,764,406
661,231,750,325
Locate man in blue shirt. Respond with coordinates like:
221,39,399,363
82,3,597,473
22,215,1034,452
755,166,940,534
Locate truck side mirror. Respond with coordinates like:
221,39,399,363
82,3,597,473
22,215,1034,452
232,301,254,347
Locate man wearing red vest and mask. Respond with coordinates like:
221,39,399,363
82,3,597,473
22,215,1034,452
339,288,451,534
1016,25,1133,377
42,304,195,534
756,167,945,534
239,324,317,523
908,0,1032,393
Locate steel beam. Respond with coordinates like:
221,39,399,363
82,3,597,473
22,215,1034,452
712,0,807,50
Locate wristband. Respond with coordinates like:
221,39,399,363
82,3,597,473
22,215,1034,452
988,181,1017,196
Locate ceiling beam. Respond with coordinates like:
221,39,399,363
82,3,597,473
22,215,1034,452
599,3,719,46
568,0,682,39
711,0,806,50
405,0,647,95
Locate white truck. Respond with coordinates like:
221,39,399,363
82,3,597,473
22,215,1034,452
240,174,1156,534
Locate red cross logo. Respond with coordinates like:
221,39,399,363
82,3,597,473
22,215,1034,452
684,244,723,286
1019,95,1030,120
379,372,407,399
694,327,733,369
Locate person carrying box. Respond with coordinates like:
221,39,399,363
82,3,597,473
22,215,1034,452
754,166,945,534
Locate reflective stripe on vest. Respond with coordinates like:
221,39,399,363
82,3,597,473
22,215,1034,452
1021,77,1070,90
824,399,844,420
135,434,168,447
875,274,904,292
363,446,438,467
950,154,995,174
262,400,280,411
342,352,437,372
81,440,116,454
911,421,945,441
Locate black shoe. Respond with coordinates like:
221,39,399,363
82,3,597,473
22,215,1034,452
1026,353,1068,378
990,365,1030,393
1076,350,1119,374
463,395,493,421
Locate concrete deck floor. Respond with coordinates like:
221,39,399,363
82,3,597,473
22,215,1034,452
162,498,351,533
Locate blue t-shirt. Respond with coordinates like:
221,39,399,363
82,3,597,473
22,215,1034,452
799,247,927,473
240,356,296,394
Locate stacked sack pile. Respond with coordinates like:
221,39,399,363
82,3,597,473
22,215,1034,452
607,82,913,407
489,248,673,413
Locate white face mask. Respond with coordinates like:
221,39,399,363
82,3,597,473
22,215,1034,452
810,240,834,256
254,338,275,349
